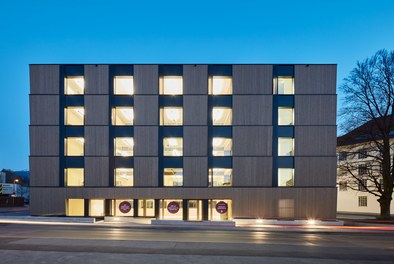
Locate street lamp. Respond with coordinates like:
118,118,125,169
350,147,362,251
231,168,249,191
13,179,20,196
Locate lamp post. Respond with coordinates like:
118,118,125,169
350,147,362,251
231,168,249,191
13,179,19,196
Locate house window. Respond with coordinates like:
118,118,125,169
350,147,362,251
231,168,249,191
89,199,105,217
278,138,294,156
163,138,183,156
115,168,133,186
212,137,232,156
358,179,367,191
64,168,84,187
274,77,294,94
65,77,84,95
278,168,294,187
112,107,134,126
159,76,183,95
358,165,367,176
209,76,232,95
358,149,367,159
338,181,347,191
163,168,183,187
114,76,134,95
64,137,84,156
208,168,232,187
64,107,84,126
114,137,134,157
278,107,294,126
358,196,368,207
338,152,347,161
212,107,232,126
160,107,183,126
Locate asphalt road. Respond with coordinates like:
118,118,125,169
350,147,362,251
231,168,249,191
0,223,393,263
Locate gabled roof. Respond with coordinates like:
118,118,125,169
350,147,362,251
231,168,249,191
337,116,394,147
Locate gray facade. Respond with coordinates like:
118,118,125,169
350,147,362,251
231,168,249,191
29,64,337,220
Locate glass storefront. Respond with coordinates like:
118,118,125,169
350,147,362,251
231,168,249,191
159,199,183,220
208,199,232,221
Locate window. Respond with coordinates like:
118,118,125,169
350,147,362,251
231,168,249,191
358,165,367,176
163,168,183,187
163,137,183,156
278,107,294,126
209,76,232,95
274,76,294,94
278,168,294,187
159,76,183,95
89,199,105,217
65,107,84,126
115,168,133,186
113,199,134,216
358,179,367,191
138,199,155,217
159,199,183,220
212,107,232,126
114,76,134,95
114,137,134,156
338,181,347,191
112,107,134,126
358,196,368,207
208,168,232,187
358,149,367,159
212,137,232,156
64,137,84,156
160,107,183,125
65,76,84,95
66,199,84,216
208,199,232,221
338,152,347,161
278,138,294,156
64,168,84,186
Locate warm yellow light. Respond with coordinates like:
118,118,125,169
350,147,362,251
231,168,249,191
307,219,316,225
256,219,263,224
212,108,224,122
162,77,183,95
168,138,178,146
165,109,180,121
212,138,223,147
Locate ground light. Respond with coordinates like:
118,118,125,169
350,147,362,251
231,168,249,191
307,219,317,225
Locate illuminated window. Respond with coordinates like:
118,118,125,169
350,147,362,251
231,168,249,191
278,138,294,156
188,200,202,221
89,199,105,217
209,168,232,187
113,199,134,216
64,168,84,186
208,199,232,221
138,199,155,217
212,107,232,126
160,107,183,125
278,107,294,126
115,168,133,186
66,199,84,216
163,168,183,187
278,168,294,187
212,137,232,156
114,76,134,95
274,76,294,94
114,137,134,156
64,137,84,156
64,107,84,126
163,137,183,156
159,199,183,220
159,76,183,95
112,107,134,126
209,76,232,95
65,76,84,95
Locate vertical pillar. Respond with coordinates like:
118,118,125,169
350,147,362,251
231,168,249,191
133,199,139,217
154,199,160,219
84,199,89,217
202,199,209,221
105,199,111,216
183,199,188,221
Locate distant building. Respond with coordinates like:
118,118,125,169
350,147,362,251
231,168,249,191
337,119,394,215
29,64,337,220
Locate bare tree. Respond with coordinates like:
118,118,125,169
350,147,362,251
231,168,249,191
339,49,394,219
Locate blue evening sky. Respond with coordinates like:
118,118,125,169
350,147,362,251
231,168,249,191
0,0,393,170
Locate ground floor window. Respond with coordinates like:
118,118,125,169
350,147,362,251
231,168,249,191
208,199,232,221
138,199,155,217
66,199,84,216
278,199,295,218
111,199,134,216
358,196,368,207
89,199,105,217
159,199,183,220
188,200,202,221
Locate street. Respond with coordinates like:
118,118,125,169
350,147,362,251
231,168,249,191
0,223,393,263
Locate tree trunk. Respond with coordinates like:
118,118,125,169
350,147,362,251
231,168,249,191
378,196,392,219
